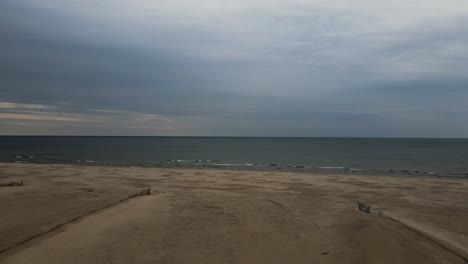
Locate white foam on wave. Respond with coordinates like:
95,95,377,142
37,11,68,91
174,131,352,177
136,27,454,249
286,165,312,168
166,159,195,163
167,159,218,163
15,155,33,159
195,160,215,163
213,163,254,166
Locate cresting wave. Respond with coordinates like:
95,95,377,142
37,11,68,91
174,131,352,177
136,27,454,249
7,154,468,179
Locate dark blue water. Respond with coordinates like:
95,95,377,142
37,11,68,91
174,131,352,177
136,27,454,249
1,136,467,178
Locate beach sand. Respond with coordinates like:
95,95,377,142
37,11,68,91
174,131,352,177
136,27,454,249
0,163,467,264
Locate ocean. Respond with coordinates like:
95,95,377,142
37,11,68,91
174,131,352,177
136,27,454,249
1,136,467,178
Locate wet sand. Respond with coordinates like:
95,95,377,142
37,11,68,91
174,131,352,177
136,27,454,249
0,163,467,263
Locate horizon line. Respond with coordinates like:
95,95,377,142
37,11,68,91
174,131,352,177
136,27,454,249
0,135,467,139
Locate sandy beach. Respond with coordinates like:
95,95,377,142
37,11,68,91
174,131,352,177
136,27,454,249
0,163,467,264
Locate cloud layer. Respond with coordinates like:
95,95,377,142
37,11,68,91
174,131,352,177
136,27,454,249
1,0,468,136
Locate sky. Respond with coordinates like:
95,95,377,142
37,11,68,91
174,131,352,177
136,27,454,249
1,0,468,137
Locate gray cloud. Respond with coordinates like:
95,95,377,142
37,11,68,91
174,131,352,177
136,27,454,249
1,0,468,136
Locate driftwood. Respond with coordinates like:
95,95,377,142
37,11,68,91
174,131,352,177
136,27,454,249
127,186,151,198
0,180,23,187
141,186,151,195
357,202,370,213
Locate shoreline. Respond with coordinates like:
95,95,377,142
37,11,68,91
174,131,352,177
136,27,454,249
1,163,468,263
4,161,468,180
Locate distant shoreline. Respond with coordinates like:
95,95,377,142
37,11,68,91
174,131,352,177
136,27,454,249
0,161,468,181
2,161,468,181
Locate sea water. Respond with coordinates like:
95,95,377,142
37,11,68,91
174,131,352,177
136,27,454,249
1,136,467,178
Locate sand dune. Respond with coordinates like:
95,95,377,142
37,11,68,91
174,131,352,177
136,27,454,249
0,163,467,263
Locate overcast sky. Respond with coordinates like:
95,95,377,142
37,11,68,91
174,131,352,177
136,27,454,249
1,0,468,137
